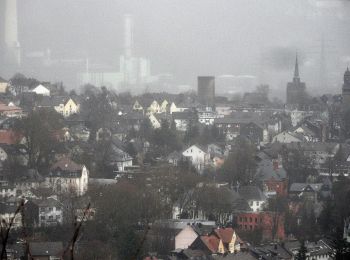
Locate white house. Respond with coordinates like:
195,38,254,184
182,145,210,173
272,131,304,143
53,97,80,118
31,84,50,96
238,186,267,212
37,197,63,227
45,158,89,196
175,225,200,250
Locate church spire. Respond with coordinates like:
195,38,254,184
294,53,300,79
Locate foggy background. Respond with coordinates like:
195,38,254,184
8,0,350,98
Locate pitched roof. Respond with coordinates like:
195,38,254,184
199,234,221,253
37,197,62,208
0,130,22,145
213,227,234,244
0,77,8,83
238,186,266,201
50,157,83,172
255,159,287,182
289,183,323,193
29,242,63,256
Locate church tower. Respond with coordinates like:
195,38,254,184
342,67,350,112
286,54,306,106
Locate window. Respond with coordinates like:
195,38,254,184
255,218,257,223
49,216,53,220
49,207,53,211
256,201,260,206
56,215,61,219
249,217,252,223
40,216,45,220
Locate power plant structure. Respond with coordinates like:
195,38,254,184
0,0,21,68
78,14,154,91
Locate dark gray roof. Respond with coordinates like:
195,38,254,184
212,252,257,260
238,186,266,201
255,159,287,182
289,183,323,193
29,242,63,256
0,77,8,83
37,198,62,208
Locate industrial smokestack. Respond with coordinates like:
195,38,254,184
124,14,134,58
4,0,21,66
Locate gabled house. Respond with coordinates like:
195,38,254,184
0,200,22,229
132,100,144,112
255,159,288,197
106,139,133,172
39,96,79,118
238,186,267,212
189,227,239,255
0,103,23,118
293,125,319,142
182,145,210,173
272,131,305,143
289,183,323,202
31,84,50,96
53,97,80,118
147,100,161,114
45,157,89,196
172,111,197,131
28,242,64,260
0,77,9,94
36,197,63,227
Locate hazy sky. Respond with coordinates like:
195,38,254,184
13,0,350,95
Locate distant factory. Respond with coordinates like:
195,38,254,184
78,14,159,92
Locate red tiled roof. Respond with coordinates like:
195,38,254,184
200,235,220,253
213,227,234,244
0,130,22,145
50,157,83,172
0,103,22,112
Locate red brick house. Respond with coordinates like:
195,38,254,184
236,211,285,241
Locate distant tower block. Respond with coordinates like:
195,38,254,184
124,14,134,58
198,76,215,108
342,67,350,112
4,0,21,66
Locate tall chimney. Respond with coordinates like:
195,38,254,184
124,14,134,58
4,0,21,66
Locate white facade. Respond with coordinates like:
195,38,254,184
31,84,50,96
182,145,210,172
38,199,63,227
272,131,303,143
175,225,199,250
45,165,89,196
248,199,266,212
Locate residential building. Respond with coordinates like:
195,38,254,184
28,242,63,260
30,84,50,96
238,186,267,212
45,157,89,196
182,145,210,173
37,197,63,227
235,211,285,241
0,77,9,93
